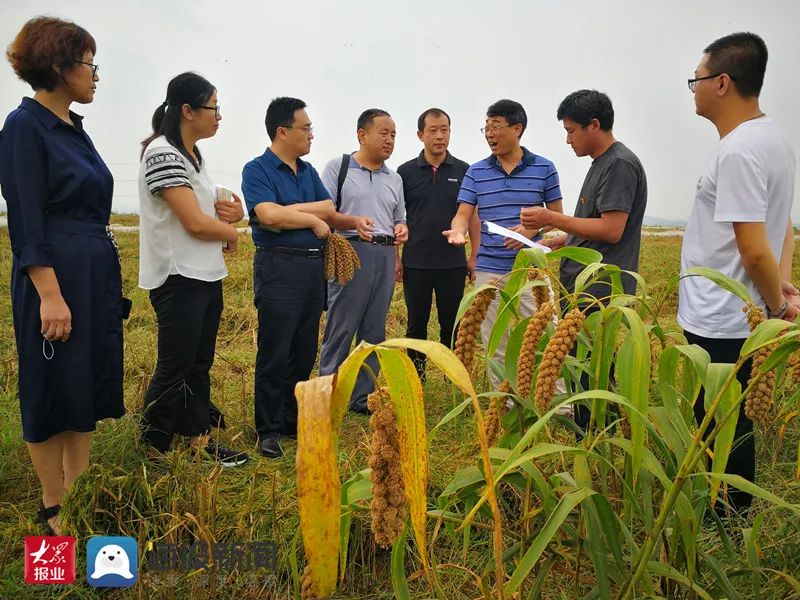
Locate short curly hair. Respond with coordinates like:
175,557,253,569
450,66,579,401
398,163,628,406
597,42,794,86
7,16,96,91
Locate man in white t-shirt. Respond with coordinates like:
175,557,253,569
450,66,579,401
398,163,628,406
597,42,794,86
680,32,797,515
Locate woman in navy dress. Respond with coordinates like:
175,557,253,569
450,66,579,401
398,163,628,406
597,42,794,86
0,17,126,534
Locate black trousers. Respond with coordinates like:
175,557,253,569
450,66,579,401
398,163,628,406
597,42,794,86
254,250,324,441
402,266,466,376
141,276,225,452
684,331,754,514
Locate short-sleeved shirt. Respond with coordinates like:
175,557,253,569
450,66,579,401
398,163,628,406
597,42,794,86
458,147,562,274
397,151,469,269
138,135,227,289
321,154,405,237
241,148,331,250
679,118,796,338
559,142,647,297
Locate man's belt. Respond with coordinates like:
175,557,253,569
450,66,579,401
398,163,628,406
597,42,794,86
346,234,395,246
256,246,322,258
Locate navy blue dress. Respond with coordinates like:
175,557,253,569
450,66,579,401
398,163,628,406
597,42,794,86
0,97,125,443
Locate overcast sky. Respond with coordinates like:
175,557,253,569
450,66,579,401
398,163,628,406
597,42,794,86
1,0,798,221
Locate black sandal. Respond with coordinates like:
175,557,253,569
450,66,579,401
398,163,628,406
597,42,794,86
36,501,61,536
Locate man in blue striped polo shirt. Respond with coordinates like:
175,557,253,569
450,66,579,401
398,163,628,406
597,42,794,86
444,99,563,387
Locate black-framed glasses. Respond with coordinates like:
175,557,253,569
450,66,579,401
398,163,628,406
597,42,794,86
78,61,99,77
280,125,314,135
200,105,221,117
687,72,736,92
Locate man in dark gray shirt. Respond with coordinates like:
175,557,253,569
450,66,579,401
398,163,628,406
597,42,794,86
520,89,647,435
520,89,647,300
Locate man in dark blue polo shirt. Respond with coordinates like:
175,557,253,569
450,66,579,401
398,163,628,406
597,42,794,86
241,97,334,458
397,108,478,378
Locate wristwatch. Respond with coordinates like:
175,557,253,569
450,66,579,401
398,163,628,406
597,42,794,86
767,299,789,319
536,227,547,237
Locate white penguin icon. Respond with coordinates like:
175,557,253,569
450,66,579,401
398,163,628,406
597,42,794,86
90,544,134,579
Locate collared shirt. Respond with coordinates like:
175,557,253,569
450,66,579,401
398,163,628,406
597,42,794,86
321,154,405,238
458,147,562,274
0,97,113,273
397,150,469,269
241,148,331,249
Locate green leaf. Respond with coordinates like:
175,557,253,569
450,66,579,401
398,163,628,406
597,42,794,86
614,306,651,481
338,510,352,583
698,551,743,600
453,283,496,328
743,512,765,597
429,398,472,441
439,465,483,498
514,247,548,269
549,246,604,265
504,317,530,393
695,473,800,513
703,363,742,506
604,438,671,488
488,278,526,356
683,266,753,303
645,561,715,600
330,343,379,448
741,320,799,358
504,487,596,595
582,487,614,598
391,526,411,600
573,262,611,296
462,390,628,527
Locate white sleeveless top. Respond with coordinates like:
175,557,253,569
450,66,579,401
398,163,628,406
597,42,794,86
138,136,228,289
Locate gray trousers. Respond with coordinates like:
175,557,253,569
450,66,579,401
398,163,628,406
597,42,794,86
319,240,396,411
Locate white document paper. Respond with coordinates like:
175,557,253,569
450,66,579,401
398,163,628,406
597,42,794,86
483,220,552,253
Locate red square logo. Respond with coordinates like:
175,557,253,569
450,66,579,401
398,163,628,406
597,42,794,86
24,536,76,585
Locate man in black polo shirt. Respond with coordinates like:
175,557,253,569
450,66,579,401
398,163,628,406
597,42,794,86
397,108,479,377
241,97,334,458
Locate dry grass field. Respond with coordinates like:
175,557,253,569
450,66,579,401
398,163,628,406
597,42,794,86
0,220,798,599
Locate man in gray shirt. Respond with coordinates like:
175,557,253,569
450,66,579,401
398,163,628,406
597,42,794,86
520,89,647,434
521,89,647,299
319,109,408,414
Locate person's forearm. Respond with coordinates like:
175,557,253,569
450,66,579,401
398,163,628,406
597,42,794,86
451,213,470,236
330,212,360,231
779,220,794,281
27,266,63,301
187,215,239,242
289,200,336,222
255,203,321,231
742,250,785,312
548,213,621,243
467,211,481,259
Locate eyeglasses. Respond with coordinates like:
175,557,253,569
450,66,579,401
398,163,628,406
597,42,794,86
78,61,99,77
480,124,513,135
687,72,737,92
199,105,221,117
281,125,314,136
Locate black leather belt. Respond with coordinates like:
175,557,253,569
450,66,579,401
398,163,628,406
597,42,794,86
346,234,395,246
256,246,322,258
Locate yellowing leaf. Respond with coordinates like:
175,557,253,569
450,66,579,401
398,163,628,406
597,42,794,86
295,375,339,600
376,348,429,568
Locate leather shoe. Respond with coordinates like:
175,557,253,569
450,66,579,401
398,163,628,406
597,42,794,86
259,438,283,458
